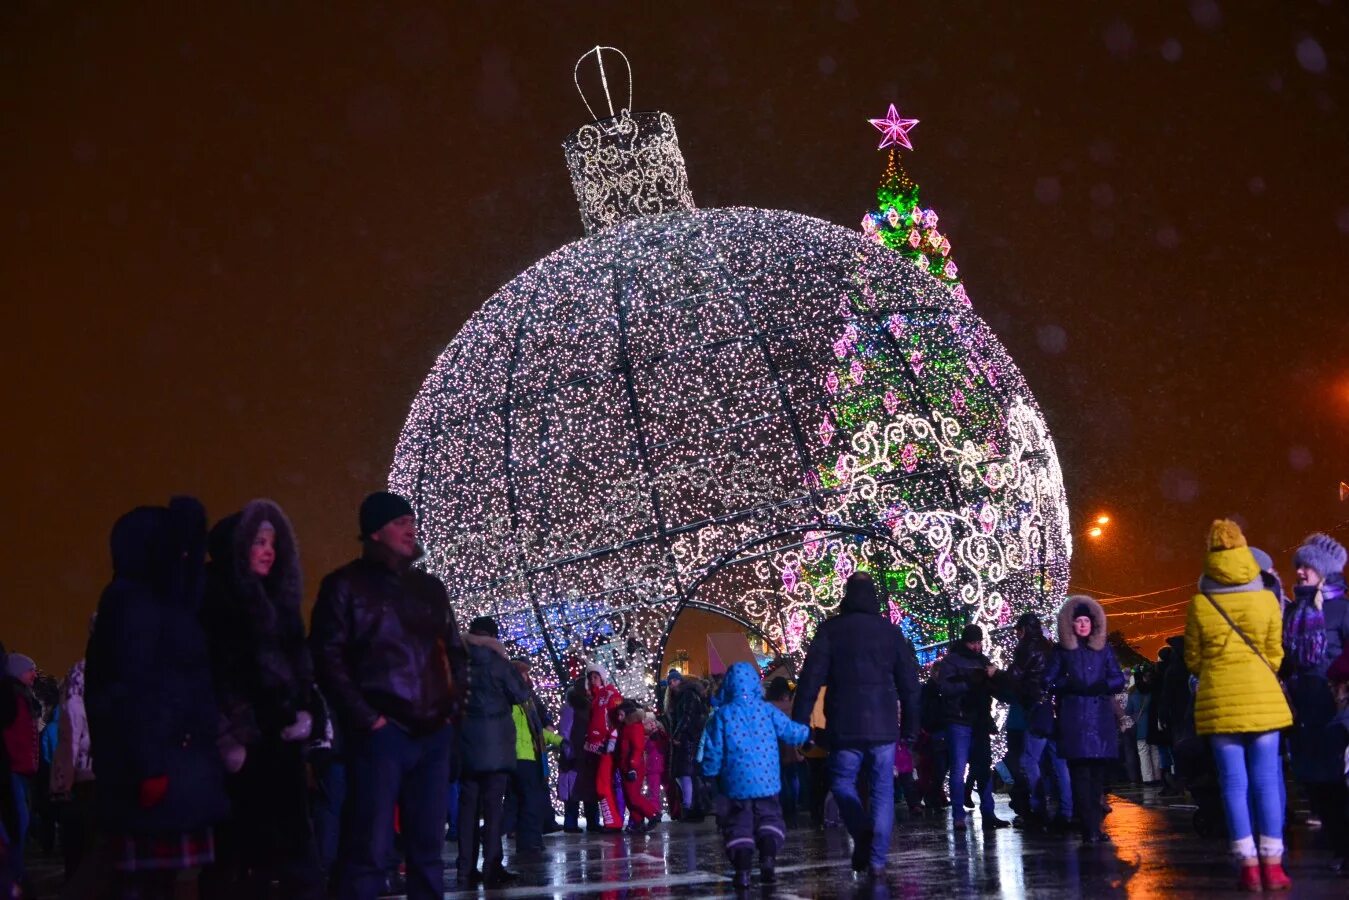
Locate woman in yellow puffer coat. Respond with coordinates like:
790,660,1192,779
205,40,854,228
1184,519,1292,892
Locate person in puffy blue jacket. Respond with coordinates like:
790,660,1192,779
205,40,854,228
701,662,810,891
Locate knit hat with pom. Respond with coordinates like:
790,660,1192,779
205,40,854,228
1293,533,1347,579
1208,519,1248,551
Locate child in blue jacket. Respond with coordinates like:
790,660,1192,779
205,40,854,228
701,662,811,890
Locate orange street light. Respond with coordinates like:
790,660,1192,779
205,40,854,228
1087,526,1105,539
1096,515,1111,525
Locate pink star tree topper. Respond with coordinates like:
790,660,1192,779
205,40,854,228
868,104,919,150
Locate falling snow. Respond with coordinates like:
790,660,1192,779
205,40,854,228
1295,37,1328,74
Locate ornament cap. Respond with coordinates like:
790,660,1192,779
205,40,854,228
563,48,695,235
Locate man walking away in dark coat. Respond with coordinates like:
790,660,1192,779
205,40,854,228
792,573,921,880
310,491,467,900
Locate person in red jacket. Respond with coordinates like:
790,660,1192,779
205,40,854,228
644,715,670,821
617,702,660,832
582,664,623,830
3,653,39,889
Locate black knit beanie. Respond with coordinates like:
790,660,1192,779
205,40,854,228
359,491,414,539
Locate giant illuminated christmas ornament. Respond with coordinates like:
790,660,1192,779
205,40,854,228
391,51,1071,701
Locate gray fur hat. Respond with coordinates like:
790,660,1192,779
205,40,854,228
6,653,35,679
1293,533,1347,578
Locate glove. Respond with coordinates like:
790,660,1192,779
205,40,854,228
625,769,638,783
139,775,169,809
282,711,314,742
219,737,247,774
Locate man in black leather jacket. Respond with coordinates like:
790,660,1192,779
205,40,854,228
310,491,466,900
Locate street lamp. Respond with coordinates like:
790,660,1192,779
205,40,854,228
1085,513,1111,540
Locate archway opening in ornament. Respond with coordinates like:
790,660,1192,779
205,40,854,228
657,606,777,680
658,522,961,679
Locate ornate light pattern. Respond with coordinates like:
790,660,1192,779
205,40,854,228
391,97,1070,700
563,110,695,235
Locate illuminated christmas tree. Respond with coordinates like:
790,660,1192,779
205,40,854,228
861,106,969,303
784,105,1067,666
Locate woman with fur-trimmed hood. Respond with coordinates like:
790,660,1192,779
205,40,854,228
1046,594,1125,844
200,499,323,899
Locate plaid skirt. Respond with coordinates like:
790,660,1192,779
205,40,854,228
110,827,215,872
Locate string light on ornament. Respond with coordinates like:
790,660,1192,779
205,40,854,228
390,58,1071,707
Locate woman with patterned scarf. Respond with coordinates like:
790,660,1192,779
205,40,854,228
1282,533,1349,833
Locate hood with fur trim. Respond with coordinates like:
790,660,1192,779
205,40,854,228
464,631,509,659
583,661,610,685
1057,594,1108,651
209,499,303,614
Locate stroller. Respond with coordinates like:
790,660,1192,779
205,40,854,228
1173,735,1225,838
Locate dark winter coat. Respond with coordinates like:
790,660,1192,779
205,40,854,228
85,498,230,834
1283,575,1349,682
1146,648,1172,747
1046,596,1127,761
792,577,921,744
1001,628,1055,737
0,645,15,843
932,644,994,733
1157,636,1196,746
669,682,708,778
201,500,315,744
310,544,466,735
563,680,599,803
458,633,529,775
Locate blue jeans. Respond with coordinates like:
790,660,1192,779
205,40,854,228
446,778,461,839
1043,738,1073,818
9,774,30,880
311,756,347,875
828,742,895,869
339,723,453,900
780,762,805,820
1212,731,1283,855
1021,734,1048,814
946,724,993,821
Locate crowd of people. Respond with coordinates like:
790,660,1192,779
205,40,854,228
1,495,1347,898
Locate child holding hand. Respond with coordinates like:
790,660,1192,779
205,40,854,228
701,663,811,891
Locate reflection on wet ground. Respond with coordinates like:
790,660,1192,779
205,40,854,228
455,786,1345,898
22,786,1346,897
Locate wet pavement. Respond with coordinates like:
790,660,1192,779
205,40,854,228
447,787,1345,899
22,786,1348,897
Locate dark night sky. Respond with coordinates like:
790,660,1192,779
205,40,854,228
3,1,1347,673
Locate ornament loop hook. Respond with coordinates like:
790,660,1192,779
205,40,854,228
574,46,633,123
